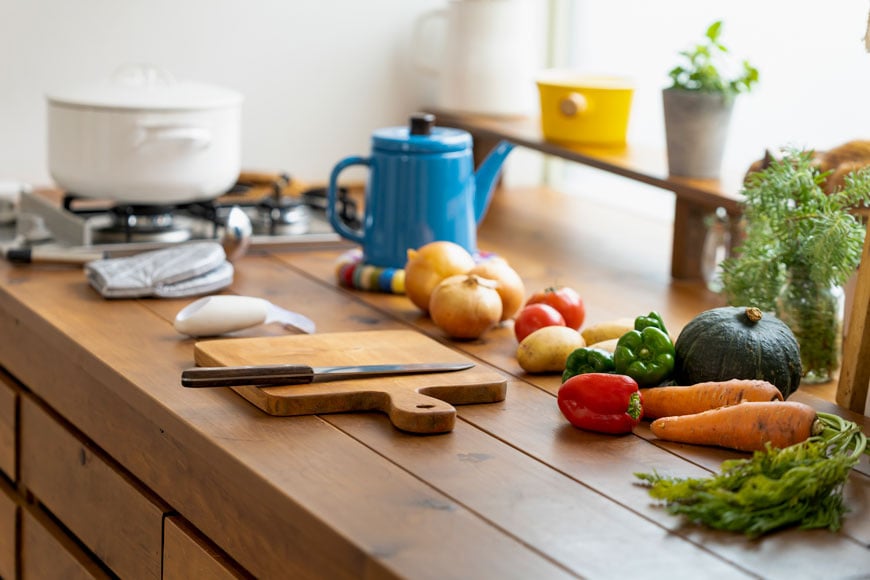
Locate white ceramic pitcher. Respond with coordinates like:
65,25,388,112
414,0,539,117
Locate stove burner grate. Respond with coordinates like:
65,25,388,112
61,196,195,244
253,195,310,236
18,175,349,253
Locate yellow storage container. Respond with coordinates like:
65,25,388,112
536,73,634,145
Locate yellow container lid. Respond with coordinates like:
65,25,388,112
535,72,634,92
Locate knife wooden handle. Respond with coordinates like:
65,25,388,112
181,364,315,388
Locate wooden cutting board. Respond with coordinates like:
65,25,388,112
193,330,507,434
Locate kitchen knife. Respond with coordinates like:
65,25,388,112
4,246,108,265
180,361,474,388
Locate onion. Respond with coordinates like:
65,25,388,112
468,257,525,321
429,274,503,339
404,241,476,312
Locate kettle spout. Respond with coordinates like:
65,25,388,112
473,140,515,223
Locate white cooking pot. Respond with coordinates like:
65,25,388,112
46,64,243,205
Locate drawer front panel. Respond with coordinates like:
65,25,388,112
0,370,17,481
164,516,248,580
21,505,110,580
0,479,17,580
19,397,165,579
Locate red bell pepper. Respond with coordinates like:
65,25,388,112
557,373,642,434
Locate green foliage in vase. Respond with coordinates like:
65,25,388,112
721,150,870,310
668,20,759,99
721,150,870,377
777,269,842,380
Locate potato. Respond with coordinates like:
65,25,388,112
589,338,619,353
580,318,634,346
516,326,586,373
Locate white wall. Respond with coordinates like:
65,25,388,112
0,0,447,186
564,0,870,171
545,0,870,220
9,1,863,197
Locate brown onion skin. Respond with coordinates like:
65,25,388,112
468,257,526,321
429,274,503,339
404,242,476,313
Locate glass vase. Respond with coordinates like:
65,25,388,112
776,269,845,384
701,207,732,293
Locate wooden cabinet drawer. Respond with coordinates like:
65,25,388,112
19,397,166,579
164,516,249,579
21,504,111,580
0,477,17,580
0,370,18,481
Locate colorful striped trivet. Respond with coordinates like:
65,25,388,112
335,249,406,294
335,248,497,294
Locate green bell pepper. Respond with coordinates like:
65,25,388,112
613,326,675,387
562,347,615,382
634,311,669,335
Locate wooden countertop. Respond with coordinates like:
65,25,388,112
1,184,868,578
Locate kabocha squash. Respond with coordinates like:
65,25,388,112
674,306,802,399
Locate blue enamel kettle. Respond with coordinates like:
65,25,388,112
327,113,514,268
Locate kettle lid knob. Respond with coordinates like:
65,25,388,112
371,114,469,153
409,112,435,136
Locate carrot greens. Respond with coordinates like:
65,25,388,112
636,412,868,537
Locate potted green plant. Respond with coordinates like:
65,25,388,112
720,150,870,383
663,20,759,179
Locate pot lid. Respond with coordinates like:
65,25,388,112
535,71,634,91
46,64,243,111
372,113,471,154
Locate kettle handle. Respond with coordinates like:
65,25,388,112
327,156,369,245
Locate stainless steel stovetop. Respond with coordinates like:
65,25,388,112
0,178,353,257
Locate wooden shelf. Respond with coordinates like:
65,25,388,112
428,108,746,280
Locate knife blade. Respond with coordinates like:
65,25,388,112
180,361,474,388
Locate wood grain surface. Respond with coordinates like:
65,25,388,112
0,182,868,578
193,330,507,433
163,516,248,580
19,396,167,579
838,217,870,413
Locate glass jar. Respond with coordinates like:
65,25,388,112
776,267,845,384
701,207,731,293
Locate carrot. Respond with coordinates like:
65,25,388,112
649,401,820,452
641,379,783,420
638,409,868,537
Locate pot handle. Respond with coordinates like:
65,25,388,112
135,123,212,149
559,93,588,118
327,156,369,245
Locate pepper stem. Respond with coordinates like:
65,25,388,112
627,392,642,420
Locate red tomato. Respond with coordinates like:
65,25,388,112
526,286,586,330
514,303,566,342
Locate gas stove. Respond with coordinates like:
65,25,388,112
2,174,355,257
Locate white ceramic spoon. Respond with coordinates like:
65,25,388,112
174,295,316,337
